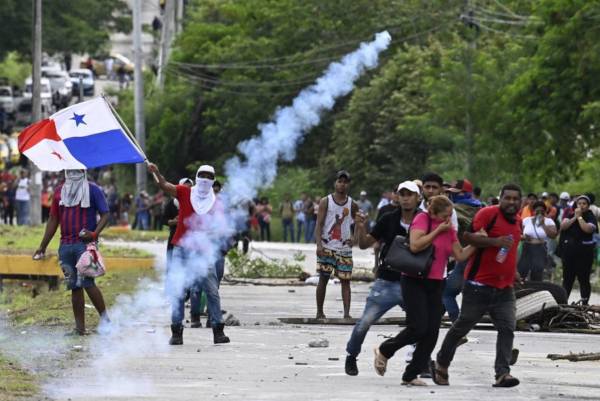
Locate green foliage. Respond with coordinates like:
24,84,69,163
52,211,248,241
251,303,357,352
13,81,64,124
0,52,30,86
226,248,304,278
0,0,130,59
0,354,38,400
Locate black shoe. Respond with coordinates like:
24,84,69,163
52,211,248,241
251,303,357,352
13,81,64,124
190,314,202,328
212,323,230,344
345,355,358,376
169,324,184,345
419,369,432,379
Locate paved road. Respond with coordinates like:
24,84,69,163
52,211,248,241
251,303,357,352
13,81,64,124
33,241,600,400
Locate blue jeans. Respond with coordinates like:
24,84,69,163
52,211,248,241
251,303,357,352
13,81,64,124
282,218,295,242
58,242,95,290
191,256,226,316
168,246,223,326
346,279,404,357
295,219,304,243
442,261,467,322
305,218,316,242
16,200,29,226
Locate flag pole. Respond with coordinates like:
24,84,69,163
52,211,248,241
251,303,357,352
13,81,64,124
101,94,159,183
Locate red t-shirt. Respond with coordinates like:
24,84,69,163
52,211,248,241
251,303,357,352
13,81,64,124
170,185,222,248
464,206,522,289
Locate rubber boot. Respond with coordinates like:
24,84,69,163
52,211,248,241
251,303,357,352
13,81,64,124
212,323,230,344
190,313,202,328
169,324,184,345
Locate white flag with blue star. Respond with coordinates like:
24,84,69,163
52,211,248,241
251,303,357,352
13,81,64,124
18,97,145,171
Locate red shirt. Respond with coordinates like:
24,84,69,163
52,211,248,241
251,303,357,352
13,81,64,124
464,206,522,289
170,185,222,248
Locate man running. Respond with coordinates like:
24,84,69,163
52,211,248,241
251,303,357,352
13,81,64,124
315,170,358,319
432,184,523,388
345,181,420,376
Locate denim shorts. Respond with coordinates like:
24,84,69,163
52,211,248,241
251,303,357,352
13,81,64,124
58,242,95,290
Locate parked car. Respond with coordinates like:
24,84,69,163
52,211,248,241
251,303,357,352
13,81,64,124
7,133,19,164
69,69,95,96
81,53,135,78
42,67,73,108
14,98,50,128
0,86,15,114
23,77,53,112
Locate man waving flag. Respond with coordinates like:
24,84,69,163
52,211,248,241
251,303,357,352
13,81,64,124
18,97,145,171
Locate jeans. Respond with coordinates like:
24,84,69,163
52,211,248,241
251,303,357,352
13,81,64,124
305,218,316,242
437,282,516,377
191,255,226,316
168,246,224,326
259,220,270,241
282,218,295,242
346,279,404,358
136,211,149,230
379,276,445,382
58,242,95,290
296,219,304,243
16,200,29,225
442,261,466,322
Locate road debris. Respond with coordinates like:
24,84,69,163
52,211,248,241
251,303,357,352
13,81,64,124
547,352,600,362
308,339,329,348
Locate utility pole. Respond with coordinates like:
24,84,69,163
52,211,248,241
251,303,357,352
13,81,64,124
156,0,175,89
462,0,479,178
29,0,42,226
175,0,184,34
133,0,146,194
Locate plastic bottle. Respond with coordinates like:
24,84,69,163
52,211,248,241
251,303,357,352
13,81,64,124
495,234,513,263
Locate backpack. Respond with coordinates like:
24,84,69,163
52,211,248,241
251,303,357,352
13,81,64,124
454,203,482,245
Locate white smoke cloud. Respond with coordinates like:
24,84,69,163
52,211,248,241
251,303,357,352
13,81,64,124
42,30,391,397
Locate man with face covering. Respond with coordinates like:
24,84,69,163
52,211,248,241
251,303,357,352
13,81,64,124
34,170,110,335
147,162,230,346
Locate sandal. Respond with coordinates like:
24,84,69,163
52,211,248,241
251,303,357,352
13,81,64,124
373,347,388,376
430,360,449,385
493,373,520,388
402,378,427,386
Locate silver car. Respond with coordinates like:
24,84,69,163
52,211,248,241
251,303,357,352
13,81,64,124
0,86,14,114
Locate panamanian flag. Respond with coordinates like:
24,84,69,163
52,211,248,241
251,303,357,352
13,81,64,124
18,97,145,171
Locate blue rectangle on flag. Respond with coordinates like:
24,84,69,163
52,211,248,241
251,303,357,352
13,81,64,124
63,129,145,169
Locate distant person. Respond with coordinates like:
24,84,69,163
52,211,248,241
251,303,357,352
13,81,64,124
134,191,150,230
314,170,358,320
256,197,272,241
104,57,114,80
34,170,110,335
41,185,52,223
304,195,316,242
280,194,295,242
14,169,31,225
294,193,307,242
559,195,597,305
519,193,538,219
518,201,557,281
357,190,373,229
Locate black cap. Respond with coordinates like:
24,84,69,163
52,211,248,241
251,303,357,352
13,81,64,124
336,170,351,181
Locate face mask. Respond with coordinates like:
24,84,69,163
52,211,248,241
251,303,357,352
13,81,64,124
195,178,214,195
66,170,85,181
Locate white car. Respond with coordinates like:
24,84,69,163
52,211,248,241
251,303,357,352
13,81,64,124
0,86,14,114
24,77,53,112
69,69,95,96
42,68,73,108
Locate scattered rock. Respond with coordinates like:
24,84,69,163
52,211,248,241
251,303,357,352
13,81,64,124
328,357,339,361
308,339,329,348
288,289,296,293
295,362,308,365
176,366,184,371
224,313,241,326
268,321,283,326
72,345,84,352
288,356,294,359
197,349,201,353
254,322,261,326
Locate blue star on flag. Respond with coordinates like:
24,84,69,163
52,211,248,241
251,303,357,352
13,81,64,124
70,112,86,127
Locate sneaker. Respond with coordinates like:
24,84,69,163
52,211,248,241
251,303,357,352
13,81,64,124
373,347,388,376
345,355,358,376
493,373,520,388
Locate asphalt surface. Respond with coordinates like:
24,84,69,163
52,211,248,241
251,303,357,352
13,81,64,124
32,240,600,401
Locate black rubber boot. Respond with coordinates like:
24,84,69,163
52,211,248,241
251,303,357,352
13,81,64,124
169,324,184,345
190,313,202,328
345,355,358,376
212,323,230,344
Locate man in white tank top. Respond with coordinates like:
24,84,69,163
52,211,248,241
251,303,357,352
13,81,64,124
315,170,359,319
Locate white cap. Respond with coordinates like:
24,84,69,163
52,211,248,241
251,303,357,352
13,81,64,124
178,178,193,185
541,192,549,197
560,192,570,200
360,190,367,196
197,165,215,175
396,181,420,194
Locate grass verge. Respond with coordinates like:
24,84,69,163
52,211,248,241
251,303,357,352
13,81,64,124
0,354,38,400
0,225,152,258
0,267,157,327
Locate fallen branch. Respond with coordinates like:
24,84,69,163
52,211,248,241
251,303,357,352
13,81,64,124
547,352,600,362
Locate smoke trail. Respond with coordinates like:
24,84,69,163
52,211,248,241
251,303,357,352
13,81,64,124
44,31,391,398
